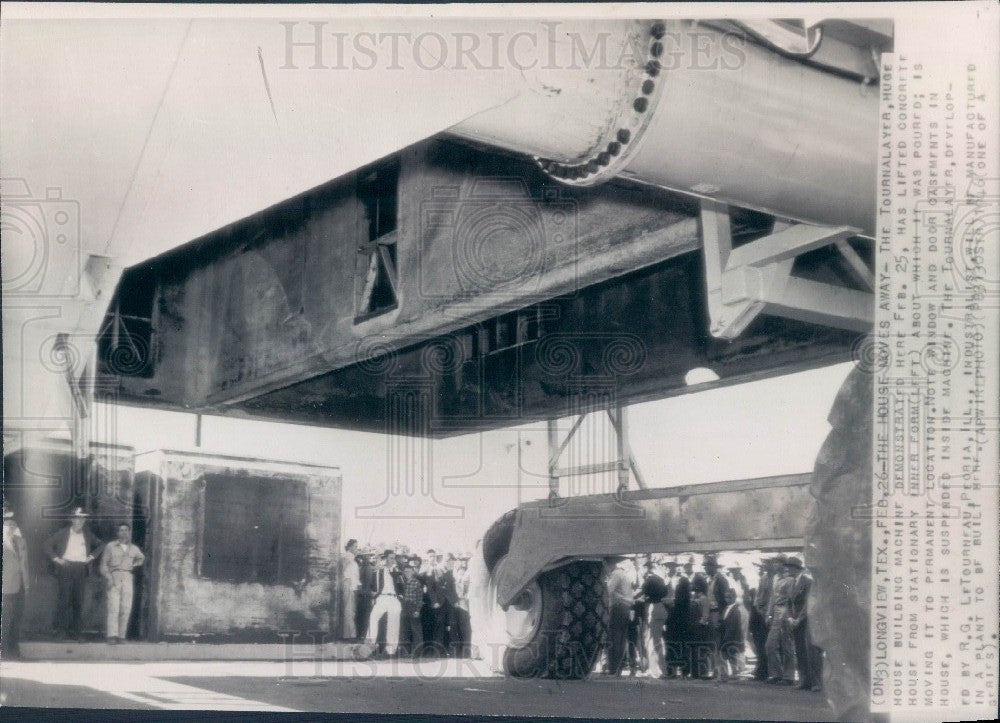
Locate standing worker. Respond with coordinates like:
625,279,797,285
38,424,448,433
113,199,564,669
2,506,31,659
604,556,633,676
44,507,102,641
765,554,797,684
451,553,473,657
99,523,145,644
356,550,377,640
665,558,691,678
718,587,745,681
399,560,425,657
703,554,732,681
364,550,404,658
745,559,771,681
787,556,823,691
638,556,669,677
336,539,361,641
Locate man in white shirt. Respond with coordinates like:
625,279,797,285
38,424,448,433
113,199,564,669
364,550,404,657
604,557,633,675
719,587,745,681
99,523,145,644
335,539,361,640
451,553,473,657
43,507,102,640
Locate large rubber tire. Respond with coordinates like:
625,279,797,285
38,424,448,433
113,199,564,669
503,560,609,680
482,508,517,574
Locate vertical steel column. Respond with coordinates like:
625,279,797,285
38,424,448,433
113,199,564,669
547,419,560,499
613,404,629,492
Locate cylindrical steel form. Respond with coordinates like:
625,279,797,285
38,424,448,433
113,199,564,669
452,20,879,235
619,21,878,233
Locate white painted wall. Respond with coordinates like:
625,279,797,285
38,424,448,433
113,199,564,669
94,361,852,555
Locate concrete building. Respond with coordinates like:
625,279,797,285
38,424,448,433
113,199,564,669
2,442,342,642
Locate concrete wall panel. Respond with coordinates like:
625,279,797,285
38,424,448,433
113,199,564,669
135,450,341,640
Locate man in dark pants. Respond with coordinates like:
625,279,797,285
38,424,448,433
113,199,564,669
419,552,437,652
2,506,30,659
604,557,633,675
665,558,691,677
703,553,732,680
765,554,796,684
747,586,769,680
356,551,377,640
753,555,779,680
438,554,463,656
718,588,745,681
43,508,102,640
451,553,473,657
787,556,824,691
424,554,451,655
637,557,668,676
399,560,425,657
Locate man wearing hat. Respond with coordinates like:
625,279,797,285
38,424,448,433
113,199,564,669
356,549,378,640
664,556,691,678
624,556,648,675
752,555,780,680
334,539,360,641
787,556,823,691
637,556,669,677
603,556,633,675
438,553,464,657
745,559,770,681
364,549,404,657
719,587,745,680
764,554,797,684
399,558,425,657
451,553,473,658
703,553,732,680
2,506,30,658
419,550,440,651
657,557,678,676
43,507,103,640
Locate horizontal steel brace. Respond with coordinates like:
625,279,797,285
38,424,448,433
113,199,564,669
762,275,874,332
553,460,627,478
725,223,855,269
494,472,813,606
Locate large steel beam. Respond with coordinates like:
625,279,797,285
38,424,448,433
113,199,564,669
493,473,812,607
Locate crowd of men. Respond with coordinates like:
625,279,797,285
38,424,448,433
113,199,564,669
5,499,822,691
603,552,824,690
334,539,475,659
1,506,145,657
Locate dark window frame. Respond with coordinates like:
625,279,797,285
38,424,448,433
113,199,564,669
354,158,401,322
197,473,310,586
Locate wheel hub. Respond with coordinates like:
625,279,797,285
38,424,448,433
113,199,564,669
504,580,543,647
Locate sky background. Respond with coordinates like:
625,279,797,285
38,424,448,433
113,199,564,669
92,361,853,557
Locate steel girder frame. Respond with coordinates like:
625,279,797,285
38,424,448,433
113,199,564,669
493,473,811,607
700,200,874,340
545,404,647,501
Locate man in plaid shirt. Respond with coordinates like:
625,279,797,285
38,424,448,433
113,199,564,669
400,558,425,658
